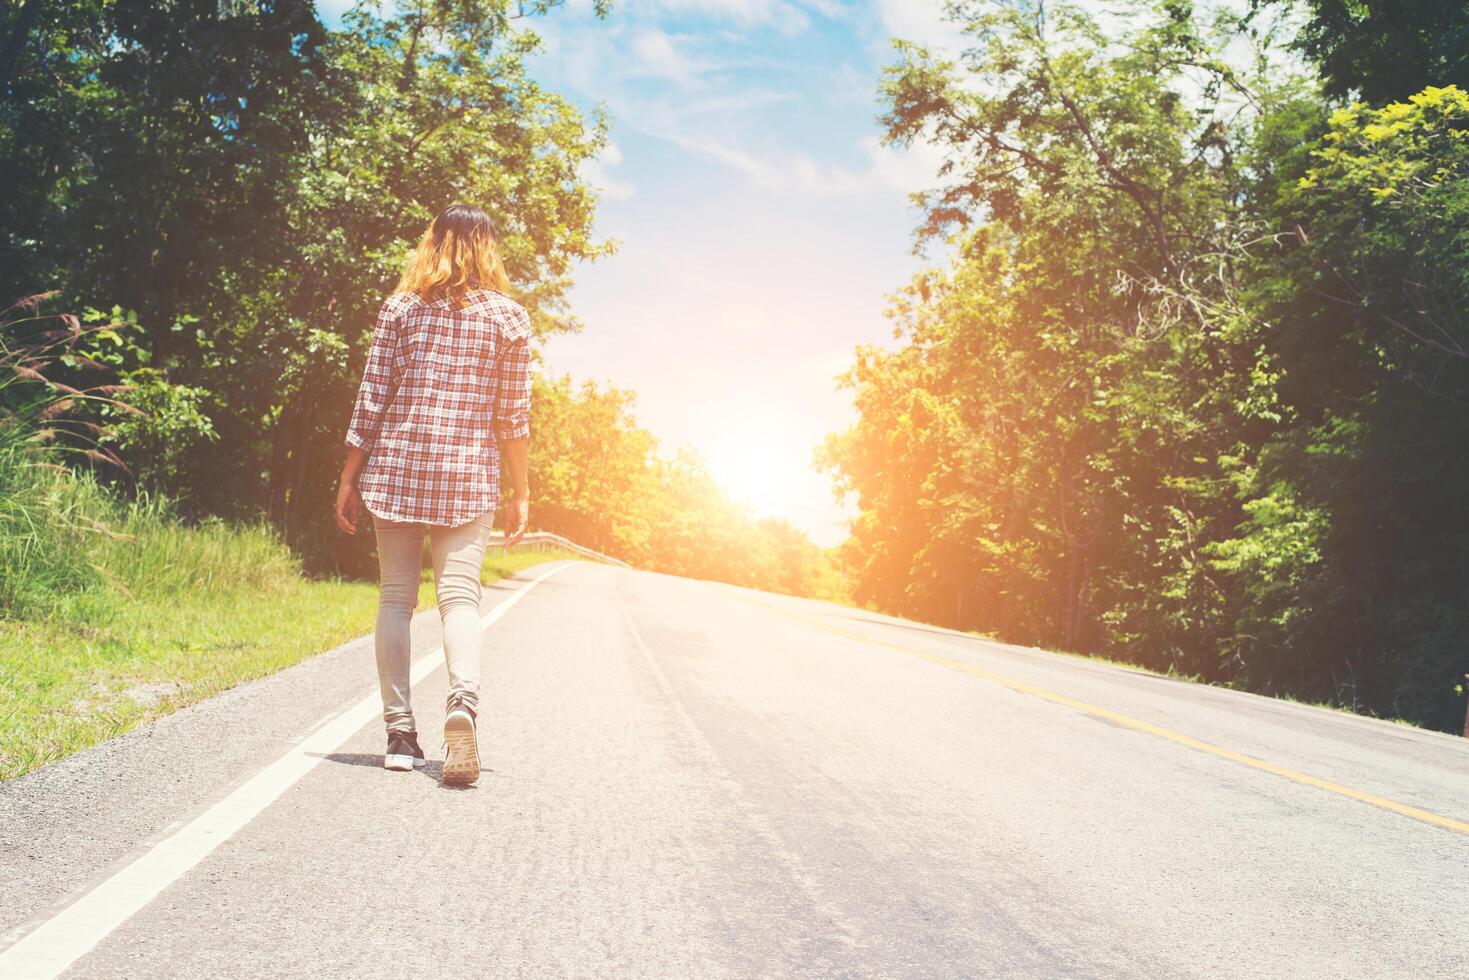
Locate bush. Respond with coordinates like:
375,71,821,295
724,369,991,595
0,293,249,620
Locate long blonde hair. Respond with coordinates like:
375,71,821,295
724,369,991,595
396,203,511,304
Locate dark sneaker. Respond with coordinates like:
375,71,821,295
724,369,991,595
384,730,425,772
441,695,479,785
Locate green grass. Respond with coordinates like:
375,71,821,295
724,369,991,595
0,512,584,781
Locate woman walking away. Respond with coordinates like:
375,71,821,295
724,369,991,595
335,203,532,786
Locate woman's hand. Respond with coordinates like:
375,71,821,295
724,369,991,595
336,447,370,534
335,477,362,534
503,496,529,547
497,435,529,547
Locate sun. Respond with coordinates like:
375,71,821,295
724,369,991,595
705,439,806,517
695,409,815,520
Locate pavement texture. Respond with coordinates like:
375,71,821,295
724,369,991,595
1,560,1466,978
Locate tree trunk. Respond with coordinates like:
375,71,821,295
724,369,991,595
1063,550,1091,650
267,408,293,528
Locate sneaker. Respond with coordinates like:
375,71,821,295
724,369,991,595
384,730,425,771
441,695,479,785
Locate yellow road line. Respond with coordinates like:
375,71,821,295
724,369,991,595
735,592,1469,837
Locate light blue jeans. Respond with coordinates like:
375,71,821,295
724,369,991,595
372,510,494,733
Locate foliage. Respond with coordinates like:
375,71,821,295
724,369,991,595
0,292,214,611
1214,84,1469,723
1286,86,1469,393
1,0,613,567
1262,0,1469,104
833,0,1288,655
0,291,347,777
827,0,1469,730
529,374,659,558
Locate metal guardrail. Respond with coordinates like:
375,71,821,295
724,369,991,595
486,530,631,568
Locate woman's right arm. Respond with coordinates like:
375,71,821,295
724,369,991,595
493,313,533,545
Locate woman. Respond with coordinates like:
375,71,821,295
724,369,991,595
335,203,532,786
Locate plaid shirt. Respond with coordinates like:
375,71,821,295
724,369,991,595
345,289,532,526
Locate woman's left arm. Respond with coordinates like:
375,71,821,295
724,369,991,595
338,301,401,533
336,446,370,534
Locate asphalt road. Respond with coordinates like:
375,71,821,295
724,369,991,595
1,560,1466,978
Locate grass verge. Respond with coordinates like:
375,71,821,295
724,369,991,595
0,528,584,782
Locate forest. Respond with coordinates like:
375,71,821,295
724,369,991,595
822,0,1469,730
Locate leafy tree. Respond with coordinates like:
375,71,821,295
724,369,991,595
1210,85,1469,725
1285,86,1469,395
529,374,659,557
832,0,1290,658
832,0,1469,729
1263,0,1469,104
0,0,328,345
2,1,613,568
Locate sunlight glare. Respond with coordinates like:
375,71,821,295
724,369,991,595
693,402,817,521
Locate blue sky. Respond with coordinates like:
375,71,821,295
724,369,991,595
325,0,963,545
529,0,964,546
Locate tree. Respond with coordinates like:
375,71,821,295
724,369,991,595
831,0,1469,730
831,0,1289,658
1265,0,1469,104
529,374,659,557
1208,85,1469,726
1,1,614,568
0,0,328,344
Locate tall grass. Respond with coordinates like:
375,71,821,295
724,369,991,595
0,294,376,778
0,293,294,621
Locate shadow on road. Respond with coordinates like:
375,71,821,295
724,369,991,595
309,751,497,788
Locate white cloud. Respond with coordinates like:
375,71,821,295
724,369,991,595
582,141,636,201
632,0,818,34
861,133,948,196
872,0,969,54
645,129,860,195
536,0,955,200
552,21,736,92
562,0,849,37
802,0,848,18
629,28,701,82
825,61,878,108
641,125,945,199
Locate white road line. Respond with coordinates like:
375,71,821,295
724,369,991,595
0,561,573,980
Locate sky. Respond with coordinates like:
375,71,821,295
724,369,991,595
324,0,965,546
527,0,965,546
